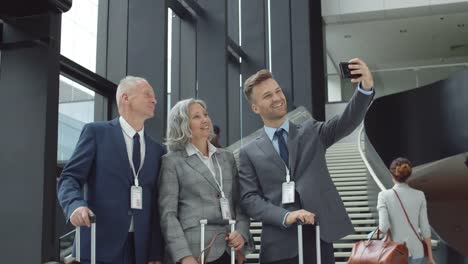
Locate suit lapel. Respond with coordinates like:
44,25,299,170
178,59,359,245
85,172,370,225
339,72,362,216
287,121,301,177
110,118,133,183
185,152,220,192
256,131,285,171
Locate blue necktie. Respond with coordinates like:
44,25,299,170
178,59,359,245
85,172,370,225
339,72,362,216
275,128,289,168
133,133,141,172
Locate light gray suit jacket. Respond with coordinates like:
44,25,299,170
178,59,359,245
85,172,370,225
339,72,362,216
159,148,252,263
377,183,431,258
238,89,373,263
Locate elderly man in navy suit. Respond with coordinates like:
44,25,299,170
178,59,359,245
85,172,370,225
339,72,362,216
58,76,165,264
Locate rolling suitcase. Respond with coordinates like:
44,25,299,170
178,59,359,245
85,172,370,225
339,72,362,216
199,219,238,264
74,215,96,264
297,220,321,264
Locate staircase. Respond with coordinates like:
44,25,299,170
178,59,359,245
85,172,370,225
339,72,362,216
245,141,375,263
327,141,374,264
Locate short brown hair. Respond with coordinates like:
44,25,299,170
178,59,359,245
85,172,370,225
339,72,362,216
389,157,413,183
243,69,273,102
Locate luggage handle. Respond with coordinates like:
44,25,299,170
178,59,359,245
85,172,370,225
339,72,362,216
75,214,96,264
200,219,237,264
297,219,320,264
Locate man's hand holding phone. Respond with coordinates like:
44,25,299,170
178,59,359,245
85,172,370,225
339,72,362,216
339,58,374,90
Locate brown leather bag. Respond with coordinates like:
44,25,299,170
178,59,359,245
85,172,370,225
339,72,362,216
347,228,409,264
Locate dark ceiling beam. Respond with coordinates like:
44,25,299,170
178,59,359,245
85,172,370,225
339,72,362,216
168,0,195,22
227,37,247,64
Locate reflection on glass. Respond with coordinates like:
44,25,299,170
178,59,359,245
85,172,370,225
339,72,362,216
58,75,96,162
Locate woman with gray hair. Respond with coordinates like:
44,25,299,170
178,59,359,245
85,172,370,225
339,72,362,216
158,98,252,264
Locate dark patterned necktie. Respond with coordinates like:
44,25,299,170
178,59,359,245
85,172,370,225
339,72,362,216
275,128,289,168
133,133,141,172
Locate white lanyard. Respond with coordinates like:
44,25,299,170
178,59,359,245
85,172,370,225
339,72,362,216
211,155,225,198
278,153,291,183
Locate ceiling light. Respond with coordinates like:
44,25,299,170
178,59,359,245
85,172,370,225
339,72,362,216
457,24,465,28
344,35,351,39
400,29,407,33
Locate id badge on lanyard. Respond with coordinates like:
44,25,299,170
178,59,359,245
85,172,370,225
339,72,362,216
130,156,143,210
213,155,232,220
220,195,232,220
281,166,295,204
131,185,143,209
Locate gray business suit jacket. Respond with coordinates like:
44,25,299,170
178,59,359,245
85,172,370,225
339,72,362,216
238,89,373,263
377,183,431,258
159,147,252,263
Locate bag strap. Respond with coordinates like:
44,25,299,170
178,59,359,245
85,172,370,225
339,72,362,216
392,189,424,243
198,232,244,264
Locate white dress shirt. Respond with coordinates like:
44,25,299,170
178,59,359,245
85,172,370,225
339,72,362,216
119,116,146,232
119,116,146,175
185,141,219,178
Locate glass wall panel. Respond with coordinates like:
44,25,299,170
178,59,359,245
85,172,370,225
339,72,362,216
57,75,104,162
61,0,99,72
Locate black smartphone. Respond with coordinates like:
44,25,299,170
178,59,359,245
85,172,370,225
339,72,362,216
339,62,362,79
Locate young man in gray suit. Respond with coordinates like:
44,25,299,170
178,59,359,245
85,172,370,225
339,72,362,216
238,58,375,264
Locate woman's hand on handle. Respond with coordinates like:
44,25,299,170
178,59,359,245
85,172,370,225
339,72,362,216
226,231,245,251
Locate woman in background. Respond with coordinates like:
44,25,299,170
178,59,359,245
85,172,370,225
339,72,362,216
377,157,436,264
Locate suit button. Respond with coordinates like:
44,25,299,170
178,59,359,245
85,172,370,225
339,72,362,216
216,193,221,198
128,210,132,216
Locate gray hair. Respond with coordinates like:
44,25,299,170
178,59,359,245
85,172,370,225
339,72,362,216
115,76,148,109
165,98,212,152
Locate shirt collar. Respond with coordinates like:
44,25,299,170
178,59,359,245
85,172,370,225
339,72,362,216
264,119,289,141
393,182,410,189
185,141,218,158
119,116,144,139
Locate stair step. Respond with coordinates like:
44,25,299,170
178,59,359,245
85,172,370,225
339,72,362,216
332,177,367,182
342,234,368,240
334,181,367,186
334,252,352,258
331,173,367,178
327,165,366,170
348,213,374,218
325,154,362,159
333,243,355,249
326,158,363,163
330,170,367,175
326,150,360,155
250,222,262,227
330,170,367,174
326,147,359,151
326,160,363,165
246,253,259,259
346,207,371,212
338,190,368,196
341,195,369,201
343,201,369,206
354,226,377,232
351,219,377,225
336,186,367,191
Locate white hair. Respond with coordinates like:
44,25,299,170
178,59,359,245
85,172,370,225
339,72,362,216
165,98,213,152
115,76,148,109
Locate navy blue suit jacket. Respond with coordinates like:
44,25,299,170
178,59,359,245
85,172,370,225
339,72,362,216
57,118,165,263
